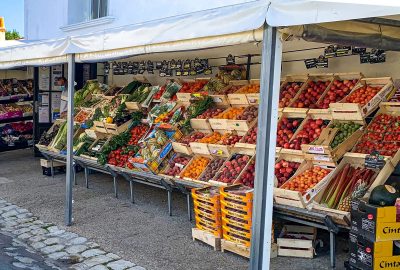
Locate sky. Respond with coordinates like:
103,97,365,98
1,0,24,35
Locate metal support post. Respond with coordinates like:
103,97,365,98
73,162,77,185
175,183,192,221
130,181,134,204
330,232,336,268
84,168,89,188
167,190,172,216
250,24,282,270
160,179,173,216
113,177,118,198
65,54,76,226
51,159,54,178
186,194,191,222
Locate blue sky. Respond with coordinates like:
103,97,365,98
1,0,24,35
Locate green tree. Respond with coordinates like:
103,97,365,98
5,29,21,40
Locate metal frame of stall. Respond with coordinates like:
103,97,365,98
59,23,337,270
29,19,400,270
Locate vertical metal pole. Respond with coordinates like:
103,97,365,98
250,24,282,270
187,194,191,221
167,191,172,216
113,176,118,198
330,232,336,268
85,168,89,188
65,54,75,226
130,181,134,203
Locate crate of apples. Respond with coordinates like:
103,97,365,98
162,154,191,177
317,79,358,109
236,159,255,188
276,117,302,148
280,166,331,194
236,105,258,121
238,126,257,146
275,159,301,187
213,154,251,185
284,118,329,150
291,80,331,109
179,131,206,144
279,82,303,108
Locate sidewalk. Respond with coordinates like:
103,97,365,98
0,149,347,269
0,198,142,270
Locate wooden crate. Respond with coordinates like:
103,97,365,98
93,120,108,134
279,74,309,109
227,116,257,132
190,142,211,155
74,108,93,124
280,111,332,157
351,103,400,166
40,159,65,168
208,152,254,187
221,240,277,259
309,72,363,115
190,118,213,131
125,101,142,111
225,80,249,105
207,131,244,157
172,141,192,155
286,74,334,114
105,119,133,135
274,161,336,208
209,94,230,107
311,153,394,225
192,228,221,251
302,104,365,164
245,79,260,105
234,120,258,152
277,225,316,258
179,154,213,184
274,151,307,188
339,77,394,117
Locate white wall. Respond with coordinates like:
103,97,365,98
24,0,258,40
0,69,33,80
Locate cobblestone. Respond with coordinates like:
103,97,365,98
0,198,142,270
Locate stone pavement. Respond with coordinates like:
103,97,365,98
0,198,144,270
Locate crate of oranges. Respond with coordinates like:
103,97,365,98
189,131,223,155
209,107,246,130
180,155,212,183
274,161,335,208
228,81,260,105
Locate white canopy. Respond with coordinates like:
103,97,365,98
0,38,69,69
267,0,400,26
1,0,400,68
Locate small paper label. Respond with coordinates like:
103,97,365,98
313,155,331,162
212,97,223,103
307,146,325,154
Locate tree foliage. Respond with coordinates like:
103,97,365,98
5,29,21,40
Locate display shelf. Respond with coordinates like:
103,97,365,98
0,115,33,124
0,95,33,104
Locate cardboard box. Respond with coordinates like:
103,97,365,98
349,231,400,270
351,200,400,242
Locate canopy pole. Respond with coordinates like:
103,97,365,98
250,24,282,269
65,53,75,226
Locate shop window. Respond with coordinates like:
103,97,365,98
68,0,108,24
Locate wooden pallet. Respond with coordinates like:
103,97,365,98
192,228,221,251
220,239,278,259
277,225,316,258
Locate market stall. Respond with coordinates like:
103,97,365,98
2,1,400,270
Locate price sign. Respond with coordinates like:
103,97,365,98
307,146,325,154
304,58,317,69
365,151,385,169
